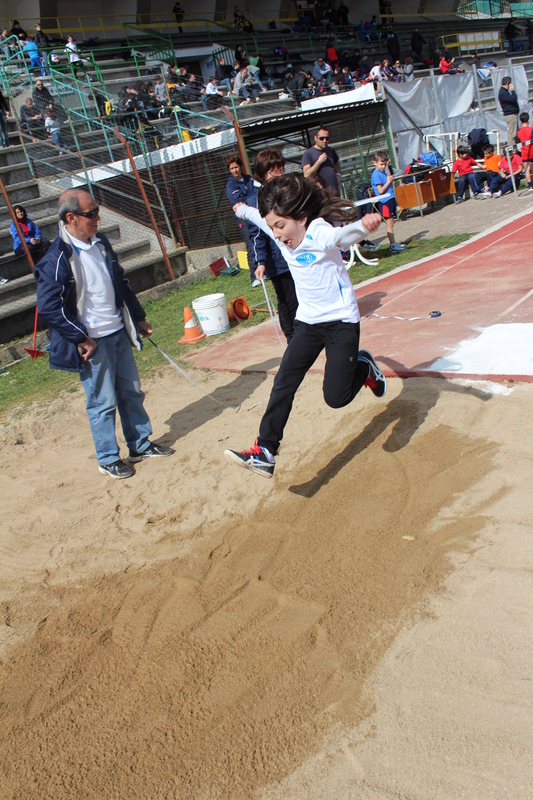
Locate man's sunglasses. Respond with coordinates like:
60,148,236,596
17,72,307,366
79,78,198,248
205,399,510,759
318,136,329,141
73,206,100,219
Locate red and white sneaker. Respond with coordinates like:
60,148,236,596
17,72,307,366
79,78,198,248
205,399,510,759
358,349,386,398
224,440,275,478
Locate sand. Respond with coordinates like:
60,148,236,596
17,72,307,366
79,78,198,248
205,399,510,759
1,364,532,799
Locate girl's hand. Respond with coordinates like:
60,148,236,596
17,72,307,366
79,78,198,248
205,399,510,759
255,264,266,280
361,212,382,232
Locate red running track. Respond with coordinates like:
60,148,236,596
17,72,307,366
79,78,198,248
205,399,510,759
187,209,533,384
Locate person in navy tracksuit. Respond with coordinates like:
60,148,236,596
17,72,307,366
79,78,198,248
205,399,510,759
225,154,258,285
34,189,173,479
244,148,298,341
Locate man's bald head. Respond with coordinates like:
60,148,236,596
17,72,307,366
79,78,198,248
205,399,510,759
58,189,92,222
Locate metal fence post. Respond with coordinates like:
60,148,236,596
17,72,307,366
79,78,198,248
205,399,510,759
114,128,175,280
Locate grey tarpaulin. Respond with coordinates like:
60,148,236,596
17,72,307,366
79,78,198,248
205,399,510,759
384,73,476,133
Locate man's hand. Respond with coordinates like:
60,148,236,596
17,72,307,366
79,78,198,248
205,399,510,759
138,320,153,337
78,337,97,361
255,264,266,280
361,212,382,233
317,152,328,164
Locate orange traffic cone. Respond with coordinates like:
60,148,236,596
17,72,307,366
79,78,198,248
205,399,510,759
179,306,206,343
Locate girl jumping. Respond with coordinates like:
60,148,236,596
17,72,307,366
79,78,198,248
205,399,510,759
225,173,386,479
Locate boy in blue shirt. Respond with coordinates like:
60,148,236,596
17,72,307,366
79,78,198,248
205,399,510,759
371,151,406,254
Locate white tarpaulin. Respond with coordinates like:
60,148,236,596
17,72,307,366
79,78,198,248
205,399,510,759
300,83,375,111
384,73,476,133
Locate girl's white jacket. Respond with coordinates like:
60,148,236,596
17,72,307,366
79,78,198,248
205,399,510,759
236,205,370,325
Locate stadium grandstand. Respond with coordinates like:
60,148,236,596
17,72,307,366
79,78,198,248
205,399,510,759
1,0,532,342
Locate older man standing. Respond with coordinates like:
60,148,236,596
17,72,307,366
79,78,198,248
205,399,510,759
301,125,341,194
35,189,173,479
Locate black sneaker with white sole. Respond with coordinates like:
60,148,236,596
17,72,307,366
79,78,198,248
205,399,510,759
99,459,135,479
358,349,387,398
224,441,275,478
128,443,174,462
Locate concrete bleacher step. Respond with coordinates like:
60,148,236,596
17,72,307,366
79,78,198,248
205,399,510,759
0,178,40,205
0,242,188,344
0,161,34,187
0,193,61,227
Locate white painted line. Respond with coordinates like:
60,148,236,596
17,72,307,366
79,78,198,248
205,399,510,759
497,286,533,318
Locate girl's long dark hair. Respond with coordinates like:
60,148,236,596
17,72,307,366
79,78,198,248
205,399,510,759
257,173,358,226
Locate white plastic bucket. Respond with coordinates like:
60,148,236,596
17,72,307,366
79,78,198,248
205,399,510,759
191,293,229,336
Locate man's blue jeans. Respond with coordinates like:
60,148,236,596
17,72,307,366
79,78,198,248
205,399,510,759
80,327,152,466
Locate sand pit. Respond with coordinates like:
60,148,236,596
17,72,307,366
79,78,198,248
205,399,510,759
1,363,532,799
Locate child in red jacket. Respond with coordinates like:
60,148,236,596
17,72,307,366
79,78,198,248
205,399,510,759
517,111,533,191
452,145,482,202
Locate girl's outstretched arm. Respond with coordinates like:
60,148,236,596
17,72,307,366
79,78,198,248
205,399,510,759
234,202,276,240
331,213,382,249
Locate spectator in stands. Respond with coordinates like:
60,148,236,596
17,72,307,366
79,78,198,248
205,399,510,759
403,55,415,81
411,28,426,62
386,31,401,62
287,69,310,104
172,2,184,33
517,111,533,191
205,76,224,109
10,21,26,40
451,145,483,203
392,58,404,81
20,97,44,138
34,23,50,74
10,205,49,260
326,42,339,69
215,56,233,94
504,18,521,52
182,73,205,105
1,28,12,60
301,125,341,194
233,66,259,104
22,37,44,74
340,65,355,90
45,107,70,154
313,56,332,85
381,58,395,82
369,60,382,92
154,75,167,103
439,53,463,75
235,44,247,65
65,35,83,77
0,86,10,148
498,76,520,145
252,53,274,89
338,2,350,25
490,147,523,196
225,154,258,285
246,60,267,92
526,19,533,54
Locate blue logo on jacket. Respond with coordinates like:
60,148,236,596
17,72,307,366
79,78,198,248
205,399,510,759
295,253,317,265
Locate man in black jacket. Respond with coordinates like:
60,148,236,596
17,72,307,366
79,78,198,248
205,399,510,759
35,189,173,479
0,87,10,147
215,57,233,93
498,75,520,144
33,22,50,74
411,28,426,61
32,79,54,115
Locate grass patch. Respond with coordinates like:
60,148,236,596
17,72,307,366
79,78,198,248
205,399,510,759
0,232,471,419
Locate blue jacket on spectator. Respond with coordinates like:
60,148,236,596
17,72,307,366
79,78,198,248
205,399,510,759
10,218,42,252
498,86,519,116
226,172,254,205
34,227,146,373
245,182,290,279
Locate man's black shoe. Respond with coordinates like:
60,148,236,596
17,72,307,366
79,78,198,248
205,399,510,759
99,459,135,479
128,443,174,462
